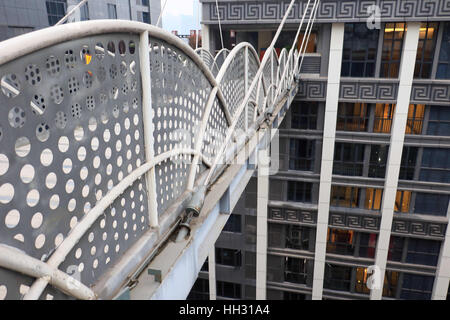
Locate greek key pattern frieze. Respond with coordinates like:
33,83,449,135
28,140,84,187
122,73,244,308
268,207,318,224
391,219,447,238
201,0,450,24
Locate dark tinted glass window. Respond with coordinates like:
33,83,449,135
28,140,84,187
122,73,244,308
289,139,315,171
46,0,67,26
216,248,241,267
415,22,439,79
342,23,379,77
420,148,450,183
324,264,352,292
287,181,312,203
217,281,241,299
401,274,434,300
223,214,241,233
399,146,418,180
286,225,313,251
291,102,318,130
427,106,450,136
187,278,209,300
387,236,404,262
333,143,365,176
406,238,441,266
284,257,308,284
415,193,449,216
359,233,377,258
437,22,450,79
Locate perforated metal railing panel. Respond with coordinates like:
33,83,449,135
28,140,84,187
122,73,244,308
0,18,300,300
149,38,212,215
0,34,149,299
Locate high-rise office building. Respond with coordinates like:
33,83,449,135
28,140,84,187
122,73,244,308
0,0,161,42
189,0,450,300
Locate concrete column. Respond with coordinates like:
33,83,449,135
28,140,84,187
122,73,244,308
311,22,345,300
370,22,421,300
208,247,217,300
432,201,450,300
256,136,270,300
201,22,211,53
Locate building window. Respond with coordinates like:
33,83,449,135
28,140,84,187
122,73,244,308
381,23,406,78
223,214,241,233
364,188,383,210
427,106,450,136
244,216,256,245
268,223,284,248
287,181,312,203
327,229,355,256
383,270,399,298
415,22,439,79
107,4,117,19
244,251,256,280
283,291,307,300
187,278,209,300
78,1,89,21
437,22,450,79
142,12,150,24
387,236,404,262
291,102,318,130
400,274,434,300
286,225,312,251
414,192,449,216
406,104,425,134
373,104,395,133
201,258,208,271
399,146,418,180
368,145,389,178
359,233,377,258
324,264,352,292
414,193,449,216
336,103,369,132
394,190,411,213
406,238,441,266
342,23,379,77
46,0,67,26
284,257,308,284
289,139,315,171
355,267,370,294
333,143,365,176
216,248,241,267
420,148,450,183
216,281,241,299
330,186,360,208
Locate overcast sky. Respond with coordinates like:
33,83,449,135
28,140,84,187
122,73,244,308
161,0,200,35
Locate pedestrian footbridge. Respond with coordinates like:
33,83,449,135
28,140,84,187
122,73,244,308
0,0,319,300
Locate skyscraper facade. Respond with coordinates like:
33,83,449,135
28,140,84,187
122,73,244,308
0,0,161,42
189,0,450,300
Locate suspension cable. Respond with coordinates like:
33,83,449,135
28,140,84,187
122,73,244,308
215,0,225,50
298,0,321,73
156,0,169,28
56,0,89,26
